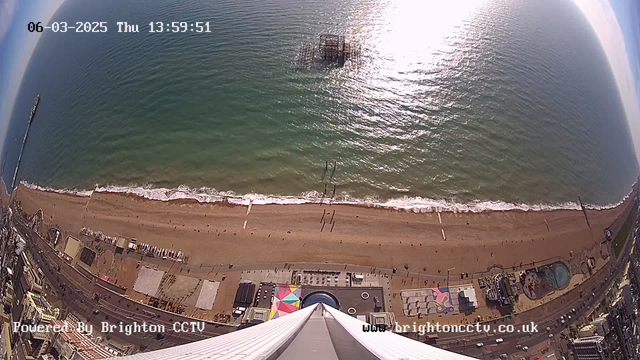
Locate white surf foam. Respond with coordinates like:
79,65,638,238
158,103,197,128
19,181,629,213
21,182,94,197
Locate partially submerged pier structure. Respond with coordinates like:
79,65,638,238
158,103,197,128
298,34,361,69
12,95,40,190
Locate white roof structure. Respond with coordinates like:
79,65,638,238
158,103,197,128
195,280,220,310
459,287,478,309
111,303,474,360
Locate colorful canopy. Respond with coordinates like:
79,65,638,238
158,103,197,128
269,284,302,320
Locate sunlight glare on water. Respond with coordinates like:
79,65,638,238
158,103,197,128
5,0,638,209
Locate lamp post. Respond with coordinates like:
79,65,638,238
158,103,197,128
447,267,455,287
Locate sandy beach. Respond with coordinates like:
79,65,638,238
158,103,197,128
14,184,631,275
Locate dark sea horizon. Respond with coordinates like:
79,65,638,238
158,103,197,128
2,0,638,211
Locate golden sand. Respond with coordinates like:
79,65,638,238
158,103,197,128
14,184,628,276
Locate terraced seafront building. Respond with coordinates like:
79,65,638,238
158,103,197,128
112,303,474,360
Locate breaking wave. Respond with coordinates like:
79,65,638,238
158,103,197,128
19,181,628,213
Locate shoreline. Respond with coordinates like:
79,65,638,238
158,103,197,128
19,181,633,213
13,183,634,275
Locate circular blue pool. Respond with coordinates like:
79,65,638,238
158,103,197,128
554,262,570,289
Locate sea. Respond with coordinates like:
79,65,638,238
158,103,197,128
2,0,639,211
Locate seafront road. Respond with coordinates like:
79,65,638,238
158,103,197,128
12,208,635,358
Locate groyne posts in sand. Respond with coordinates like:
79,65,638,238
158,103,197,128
437,211,447,241
243,199,253,230
320,208,337,233
330,160,337,181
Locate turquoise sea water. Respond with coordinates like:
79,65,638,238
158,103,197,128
2,0,638,209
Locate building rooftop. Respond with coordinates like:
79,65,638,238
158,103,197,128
573,335,605,344
26,291,56,318
51,320,113,359
458,286,478,309
578,324,596,336
619,279,630,288
243,307,270,323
